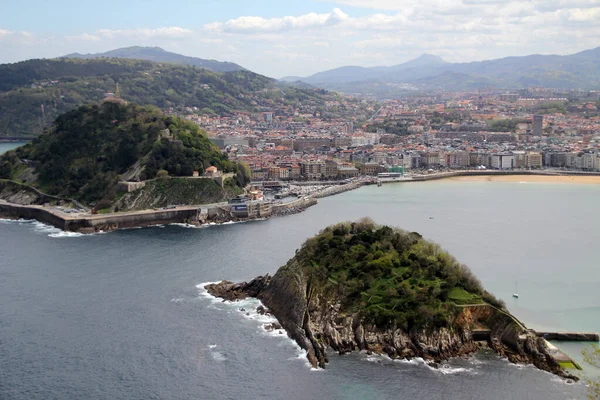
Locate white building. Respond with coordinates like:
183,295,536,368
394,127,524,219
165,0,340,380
490,154,514,170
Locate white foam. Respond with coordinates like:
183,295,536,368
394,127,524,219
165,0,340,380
435,365,474,375
210,351,227,361
196,282,225,303
365,353,393,364
170,223,198,229
2,218,99,238
170,298,184,303
208,344,217,349
392,356,476,375
49,231,86,238
393,357,430,366
197,280,312,368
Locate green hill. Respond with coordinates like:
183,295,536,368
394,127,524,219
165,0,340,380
64,46,246,73
205,220,573,380
0,57,328,138
271,219,504,329
0,101,249,208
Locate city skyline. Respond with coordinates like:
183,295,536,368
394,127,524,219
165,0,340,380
1,0,600,77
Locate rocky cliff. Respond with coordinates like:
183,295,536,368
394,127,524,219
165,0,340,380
205,221,576,380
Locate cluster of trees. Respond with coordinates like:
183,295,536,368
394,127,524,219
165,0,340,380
486,118,521,132
0,102,248,206
366,119,410,136
0,58,330,138
294,219,501,330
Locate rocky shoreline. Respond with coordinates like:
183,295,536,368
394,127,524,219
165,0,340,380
205,276,577,380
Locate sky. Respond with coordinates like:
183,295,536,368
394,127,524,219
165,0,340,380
1,0,599,78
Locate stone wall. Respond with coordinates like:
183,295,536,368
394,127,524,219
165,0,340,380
118,181,147,193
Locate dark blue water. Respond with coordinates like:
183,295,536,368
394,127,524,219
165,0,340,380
1,181,597,399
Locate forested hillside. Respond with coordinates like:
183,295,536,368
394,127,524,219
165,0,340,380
0,102,249,207
0,58,327,138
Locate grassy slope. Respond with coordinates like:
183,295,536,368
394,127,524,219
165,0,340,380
115,178,242,211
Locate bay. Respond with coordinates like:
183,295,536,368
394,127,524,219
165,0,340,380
0,180,597,399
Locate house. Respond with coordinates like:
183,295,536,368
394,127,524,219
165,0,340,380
205,166,220,177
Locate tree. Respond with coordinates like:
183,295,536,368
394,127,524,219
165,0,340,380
583,345,600,399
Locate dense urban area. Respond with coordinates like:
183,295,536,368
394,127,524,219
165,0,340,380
172,87,600,180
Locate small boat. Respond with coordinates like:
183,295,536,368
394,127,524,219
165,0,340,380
513,281,519,298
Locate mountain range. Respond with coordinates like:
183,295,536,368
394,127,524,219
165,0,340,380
64,46,246,73
282,47,600,94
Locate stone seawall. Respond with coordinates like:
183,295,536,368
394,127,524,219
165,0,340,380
0,203,70,229
272,198,318,217
68,209,201,232
0,202,201,233
312,182,364,199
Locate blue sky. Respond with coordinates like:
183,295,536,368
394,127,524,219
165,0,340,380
1,0,599,77
1,0,371,34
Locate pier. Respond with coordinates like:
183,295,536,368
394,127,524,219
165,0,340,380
535,332,599,342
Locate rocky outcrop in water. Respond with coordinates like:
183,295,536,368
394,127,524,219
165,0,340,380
206,273,574,380
204,221,577,380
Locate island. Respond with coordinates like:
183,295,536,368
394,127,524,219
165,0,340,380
206,219,582,380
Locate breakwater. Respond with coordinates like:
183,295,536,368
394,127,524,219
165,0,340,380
0,202,203,232
272,197,317,216
535,332,600,341
312,181,364,198
0,197,319,233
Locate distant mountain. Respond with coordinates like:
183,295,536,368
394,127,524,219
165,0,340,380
294,48,600,93
415,71,493,91
280,76,304,82
64,46,246,73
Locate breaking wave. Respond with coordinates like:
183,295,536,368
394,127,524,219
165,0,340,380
0,218,97,238
196,281,312,368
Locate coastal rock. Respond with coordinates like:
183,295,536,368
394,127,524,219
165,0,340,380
207,277,575,379
205,221,578,380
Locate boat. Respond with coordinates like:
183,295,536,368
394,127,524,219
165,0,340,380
513,281,519,298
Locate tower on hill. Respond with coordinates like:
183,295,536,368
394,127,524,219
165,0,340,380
102,82,127,105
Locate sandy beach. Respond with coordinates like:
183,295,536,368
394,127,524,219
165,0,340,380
446,174,600,184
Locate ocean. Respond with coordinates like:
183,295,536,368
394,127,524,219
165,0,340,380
1,178,597,399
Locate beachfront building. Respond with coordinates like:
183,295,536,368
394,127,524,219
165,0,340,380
490,154,515,170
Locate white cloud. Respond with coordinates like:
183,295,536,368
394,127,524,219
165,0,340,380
568,7,600,21
1,1,599,77
0,29,36,44
66,33,101,42
205,8,349,33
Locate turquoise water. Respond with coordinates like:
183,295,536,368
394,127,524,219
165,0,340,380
0,142,27,154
